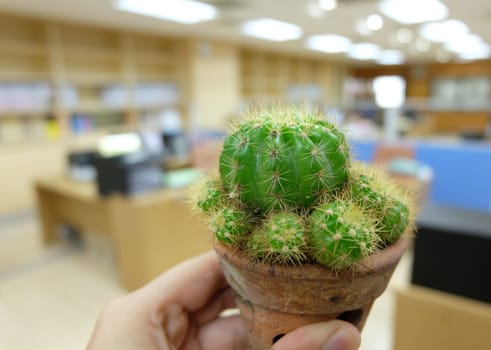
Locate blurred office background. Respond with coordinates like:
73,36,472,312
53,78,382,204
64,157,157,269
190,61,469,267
0,1,490,349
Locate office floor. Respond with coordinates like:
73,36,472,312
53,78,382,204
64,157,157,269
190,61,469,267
0,211,412,350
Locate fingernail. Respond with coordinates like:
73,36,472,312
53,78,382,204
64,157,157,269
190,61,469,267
323,328,357,350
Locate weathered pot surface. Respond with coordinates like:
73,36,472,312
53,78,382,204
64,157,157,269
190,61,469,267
214,232,409,350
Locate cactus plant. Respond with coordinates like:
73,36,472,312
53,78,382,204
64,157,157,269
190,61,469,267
309,199,378,269
193,105,414,270
219,108,350,213
248,211,307,264
349,163,413,245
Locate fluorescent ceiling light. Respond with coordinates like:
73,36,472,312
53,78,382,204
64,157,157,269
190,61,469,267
348,43,380,60
458,49,491,60
420,19,468,42
241,18,302,42
306,34,351,53
445,34,491,60
113,0,217,24
379,0,448,25
377,50,405,65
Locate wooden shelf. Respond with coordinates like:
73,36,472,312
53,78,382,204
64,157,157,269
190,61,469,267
62,44,121,61
0,38,47,56
0,12,188,145
64,72,122,86
240,49,339,103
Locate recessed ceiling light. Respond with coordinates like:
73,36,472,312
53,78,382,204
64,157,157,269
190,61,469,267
305,2,325,18
379,0,448,25
366,14,384,31
348,43,380,60
356,14,383,36
396,28,413,44
318,0,337,12
420,19,469,43
241,18,303,42
305,34,351,53
377,50,405,65
415,38,431,52
113,0,218,24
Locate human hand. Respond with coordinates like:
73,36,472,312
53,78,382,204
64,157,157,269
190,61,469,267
87,251,360,350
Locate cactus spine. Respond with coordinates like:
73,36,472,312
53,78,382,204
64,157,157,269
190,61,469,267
193,106,414,270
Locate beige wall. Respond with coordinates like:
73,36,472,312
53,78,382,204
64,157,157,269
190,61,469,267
188,41,241,130
0,143,65,215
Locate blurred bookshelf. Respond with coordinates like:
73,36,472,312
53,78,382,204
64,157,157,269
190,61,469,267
0,13,186,145
240,49,346,106
348,63,491,135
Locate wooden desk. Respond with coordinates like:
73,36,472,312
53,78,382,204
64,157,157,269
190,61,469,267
394,286,491,350
35,177,210,290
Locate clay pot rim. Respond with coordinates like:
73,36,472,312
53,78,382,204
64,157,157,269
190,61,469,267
214,231,410,281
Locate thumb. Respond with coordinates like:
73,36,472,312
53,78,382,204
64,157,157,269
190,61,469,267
271,320,361,350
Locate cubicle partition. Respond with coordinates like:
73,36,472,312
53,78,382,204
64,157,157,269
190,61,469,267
350,139,491,213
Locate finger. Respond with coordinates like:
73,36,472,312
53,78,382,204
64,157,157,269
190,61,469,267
141,251,227,312
272,320,360,350
197,314,249,350
193,287,237,325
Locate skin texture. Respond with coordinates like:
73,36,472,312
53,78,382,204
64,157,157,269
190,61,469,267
87,251,360,350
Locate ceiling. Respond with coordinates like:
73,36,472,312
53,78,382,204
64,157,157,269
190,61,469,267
0,0,490,65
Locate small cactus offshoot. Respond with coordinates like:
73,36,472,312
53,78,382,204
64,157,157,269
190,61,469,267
209,206,252,246
195,178,225,214
349,163,413,245
192,105,415,270
248,212,307,264
309,200,377,269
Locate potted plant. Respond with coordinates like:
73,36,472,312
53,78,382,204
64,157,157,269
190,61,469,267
192,105,415,349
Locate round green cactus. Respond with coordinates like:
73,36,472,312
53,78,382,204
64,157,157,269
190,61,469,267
209,206,251,246
248,212,307,264
350,164,411,244
195,178,225,214
309,200,377,269
379,197,410,243
219,108,350,213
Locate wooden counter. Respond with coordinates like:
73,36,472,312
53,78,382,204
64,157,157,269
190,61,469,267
35,177,210,290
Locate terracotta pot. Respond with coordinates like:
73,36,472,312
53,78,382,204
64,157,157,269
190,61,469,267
213,233,409,350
